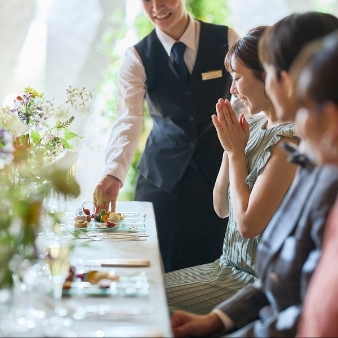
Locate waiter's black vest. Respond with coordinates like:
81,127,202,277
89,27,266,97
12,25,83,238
134,21,231,193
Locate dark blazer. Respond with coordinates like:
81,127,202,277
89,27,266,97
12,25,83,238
216,152,338,337
297,195,338,336
134,21,231,193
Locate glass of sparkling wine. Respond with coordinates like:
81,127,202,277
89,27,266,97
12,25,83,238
43,235,73,333
43,189,68,235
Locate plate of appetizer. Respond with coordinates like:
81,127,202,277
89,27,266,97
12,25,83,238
71,201,146,232
62,267,149,297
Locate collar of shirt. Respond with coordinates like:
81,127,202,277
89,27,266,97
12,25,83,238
155,15,199,57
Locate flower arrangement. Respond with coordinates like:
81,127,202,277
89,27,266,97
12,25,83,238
0,86,92,169
0,86,92,290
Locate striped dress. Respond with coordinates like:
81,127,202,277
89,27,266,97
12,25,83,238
164,115,298,314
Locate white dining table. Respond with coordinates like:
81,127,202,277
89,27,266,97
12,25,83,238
3,201,173,337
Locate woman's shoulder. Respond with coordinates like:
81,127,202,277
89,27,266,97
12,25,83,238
246,114,267,127
249,114,298,137
275,122,299,140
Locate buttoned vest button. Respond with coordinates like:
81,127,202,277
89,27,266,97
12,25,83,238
185,90,192,96
188,142,195,148
188,116,194,122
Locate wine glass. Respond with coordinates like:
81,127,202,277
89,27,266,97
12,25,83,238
42,234,73,335
8,257,46,334
43,188,68,236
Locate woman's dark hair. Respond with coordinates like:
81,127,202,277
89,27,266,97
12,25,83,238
291,31,338,107
258,11,338,80
225,25,267,82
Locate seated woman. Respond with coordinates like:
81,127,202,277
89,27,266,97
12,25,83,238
293,31,338,338
164,25,299,315
170,12,338,338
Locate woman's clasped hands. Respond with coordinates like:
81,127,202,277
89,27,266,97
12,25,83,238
212,98,249,155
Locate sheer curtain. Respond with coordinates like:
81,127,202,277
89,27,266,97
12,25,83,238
0,0,125,203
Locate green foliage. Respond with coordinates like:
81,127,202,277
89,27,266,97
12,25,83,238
98,8,126,58
313,0,337,12
97,9,126,121
0,166,80,289
187,0,232,25
134,14,154,39
64,128,78,140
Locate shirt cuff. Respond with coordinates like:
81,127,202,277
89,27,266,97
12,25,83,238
212,308,235,331
102,164,127,187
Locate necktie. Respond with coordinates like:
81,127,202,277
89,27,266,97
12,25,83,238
171,42,190,83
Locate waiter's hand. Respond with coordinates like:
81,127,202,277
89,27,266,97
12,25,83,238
93,175,121,213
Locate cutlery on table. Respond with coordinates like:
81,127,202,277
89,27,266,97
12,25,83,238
78,233,148,241
72,306,155,319
82,258,150,267
90,236,147,241
88,232,148,237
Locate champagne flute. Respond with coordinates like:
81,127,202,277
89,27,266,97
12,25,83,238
43,234,73,334
9,257,39,333
43,188,68,236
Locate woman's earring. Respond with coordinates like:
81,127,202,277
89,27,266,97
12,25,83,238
320,133,338,159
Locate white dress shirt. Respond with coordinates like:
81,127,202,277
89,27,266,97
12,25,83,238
103,17,239,186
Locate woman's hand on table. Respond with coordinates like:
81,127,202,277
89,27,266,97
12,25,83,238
171,310,224,337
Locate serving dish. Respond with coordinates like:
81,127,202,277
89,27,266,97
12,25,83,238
69,212,146,232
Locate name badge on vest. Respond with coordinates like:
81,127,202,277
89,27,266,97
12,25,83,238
201,70,223,81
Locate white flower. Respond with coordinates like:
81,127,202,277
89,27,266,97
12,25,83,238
0,128,15,167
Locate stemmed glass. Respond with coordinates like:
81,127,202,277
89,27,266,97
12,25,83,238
42,233,73,335
9,257,45,333
43,188,68,236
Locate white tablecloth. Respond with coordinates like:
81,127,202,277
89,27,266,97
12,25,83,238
2,201,173,337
